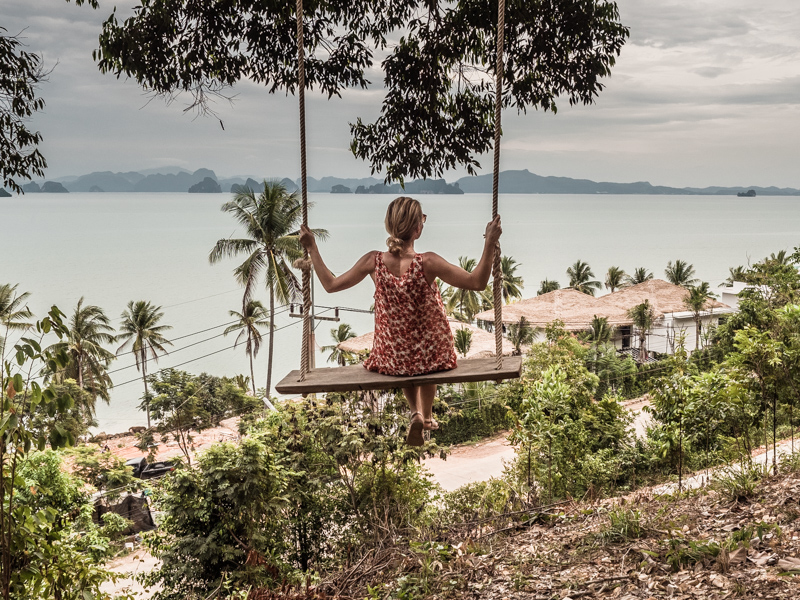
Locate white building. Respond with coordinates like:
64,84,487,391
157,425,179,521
475,279,736,357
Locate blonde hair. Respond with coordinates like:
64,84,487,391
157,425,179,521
385,196,423,255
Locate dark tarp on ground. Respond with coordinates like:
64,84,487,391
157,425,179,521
93,494,156,534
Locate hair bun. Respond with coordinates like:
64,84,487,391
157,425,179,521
386,236,404,255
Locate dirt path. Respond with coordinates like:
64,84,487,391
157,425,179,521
101,549,160,599
423,431,516,491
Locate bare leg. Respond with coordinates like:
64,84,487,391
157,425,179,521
402,387,419,414
404,386,424,446
419,384,438,429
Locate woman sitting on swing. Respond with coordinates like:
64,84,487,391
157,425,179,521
299,196,502,446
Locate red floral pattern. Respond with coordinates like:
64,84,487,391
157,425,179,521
364,252,457,376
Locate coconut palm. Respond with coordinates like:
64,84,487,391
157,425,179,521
537,279,560,296
321,323,358,366
605,266,626,293
117,300,173,428
453,327,473,358
209,180,328,397
445,256,482,321
722,265,748,287
46,298,117,405
500,255,524,303
507,316,535,356
627,300,656,363
665,259,698,288
567,260,601,296
224,300,271,395
586,315,613,344
767,250,790,265
622,267,653,287
0,283,33,360
683,282,715,350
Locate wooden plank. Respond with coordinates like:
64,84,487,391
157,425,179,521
275,356,523,395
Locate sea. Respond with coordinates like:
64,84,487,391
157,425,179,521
2,191,799,433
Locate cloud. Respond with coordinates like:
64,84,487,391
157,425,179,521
692,66,731,78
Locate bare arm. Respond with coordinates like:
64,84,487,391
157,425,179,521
299,224,375,293
424,216,502,290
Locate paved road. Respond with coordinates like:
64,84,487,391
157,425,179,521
423,432,517,491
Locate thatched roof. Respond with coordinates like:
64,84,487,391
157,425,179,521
337,320,515,359
474,279,733,330
475,288,606,331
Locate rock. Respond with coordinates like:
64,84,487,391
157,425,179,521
231,178,262,194
129,426,147,434
89,185,104,192
41,181,69,193
331,184,352,193
188,177,222,193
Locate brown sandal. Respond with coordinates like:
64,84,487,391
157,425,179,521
423,418,439,431
406,412,424,446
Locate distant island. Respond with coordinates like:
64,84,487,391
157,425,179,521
0,189,11,198
12,167,800,196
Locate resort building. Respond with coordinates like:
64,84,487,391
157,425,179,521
474,279,735,357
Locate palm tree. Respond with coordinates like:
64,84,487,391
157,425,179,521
453,327,473,358
209,180,327,397
224,300,271,395
665,259,698,287
507,316,535,356
767,250,790,265
117,300,173,428
537,279,560,296
683,282,715,350
567,260,601,296
623,267,653,287
47,298,117,405
605,266,626,293
500,255,524,303
445,256,482,321
0,283,32,361
586,315,613,344
321,323,358,366
722,265,748,287
627,300,656,363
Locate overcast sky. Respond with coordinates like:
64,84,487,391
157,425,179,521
5,0,800,187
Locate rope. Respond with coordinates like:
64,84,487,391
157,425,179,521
297,0,311,381
491,0,506,369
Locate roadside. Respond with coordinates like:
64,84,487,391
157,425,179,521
101,549,160,599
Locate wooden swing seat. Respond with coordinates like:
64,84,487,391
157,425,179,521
275,356,522,395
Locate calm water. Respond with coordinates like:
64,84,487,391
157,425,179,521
2,192,799,432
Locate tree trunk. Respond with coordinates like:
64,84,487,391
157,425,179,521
266,285,275,400
142,349,150,428
248,332,256,396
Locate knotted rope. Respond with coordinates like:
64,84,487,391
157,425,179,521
297,0,311,381
491,0,506,369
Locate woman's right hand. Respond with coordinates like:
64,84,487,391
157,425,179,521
485,215,502,246
299,224,316,251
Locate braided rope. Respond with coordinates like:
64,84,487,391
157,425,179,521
297,0,311,380
491,0,506,369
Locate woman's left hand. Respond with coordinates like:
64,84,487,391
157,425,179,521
299,224,316,251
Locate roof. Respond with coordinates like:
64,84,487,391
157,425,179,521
474,279,734,330
337,320,516,359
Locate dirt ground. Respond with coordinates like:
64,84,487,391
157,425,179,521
424,431,517,491
101,548,160,599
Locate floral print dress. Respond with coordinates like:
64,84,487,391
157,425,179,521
364,252,458,376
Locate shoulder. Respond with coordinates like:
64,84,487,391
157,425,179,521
356,251,380,270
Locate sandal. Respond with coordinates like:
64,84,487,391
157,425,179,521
423,418,439,431
406,412,424,446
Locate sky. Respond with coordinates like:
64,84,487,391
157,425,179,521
4,0,800,188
